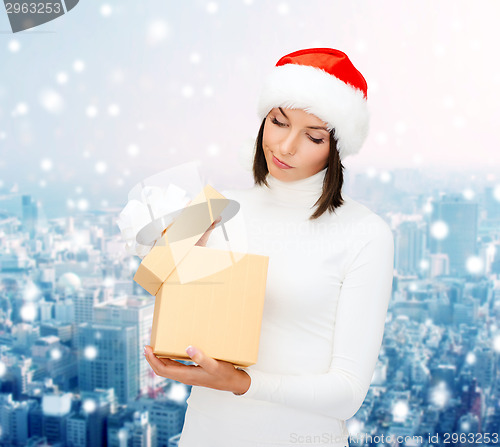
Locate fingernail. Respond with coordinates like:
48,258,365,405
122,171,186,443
143,346,147,355
186,345,196,357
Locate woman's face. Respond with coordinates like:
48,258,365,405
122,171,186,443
262,107,331,182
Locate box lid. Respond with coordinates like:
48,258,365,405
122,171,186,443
133,185,230,295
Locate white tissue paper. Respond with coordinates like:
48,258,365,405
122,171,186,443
116,160,206,259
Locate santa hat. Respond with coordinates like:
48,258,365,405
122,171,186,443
257,48,369,160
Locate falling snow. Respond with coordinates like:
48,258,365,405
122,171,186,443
7,39,20,52
86,105,98,118
73,60,85,72
100,4,112,17
146,20,169,45
39,89,65,114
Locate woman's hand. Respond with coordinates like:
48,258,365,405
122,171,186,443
195,215,222,247
143,345,251,395
160,208,222,247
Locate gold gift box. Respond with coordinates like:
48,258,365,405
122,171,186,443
133,185,269,367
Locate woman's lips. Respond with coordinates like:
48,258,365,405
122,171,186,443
272,154,293,169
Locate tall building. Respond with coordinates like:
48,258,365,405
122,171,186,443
130,397,187,447
40,393,73,445
22,195,38,239
106,408,157,447
429,194,479,276
473,346,494,392
453,298,478,326
429,253,450,277
148,399,186,446
395,219,426,276
106,407,136,447
73,286,100,326
10,356,36,400
483,186,500,220
123,411,157,447
77,322,139,404
66,389,113,447
66,413,87,447
93,295,164,395
0,393,33,446
53,299,76,326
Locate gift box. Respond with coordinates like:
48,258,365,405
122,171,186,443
133,184,269,367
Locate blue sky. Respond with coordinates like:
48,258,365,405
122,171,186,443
0,0,499,217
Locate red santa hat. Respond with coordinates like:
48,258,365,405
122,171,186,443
257,48,369,160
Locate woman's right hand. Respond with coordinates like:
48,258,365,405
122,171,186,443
195,215,222,247
160,197,222,248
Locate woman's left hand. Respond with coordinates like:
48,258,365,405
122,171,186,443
143,345,251,395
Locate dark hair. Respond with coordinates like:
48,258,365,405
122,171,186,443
252,116,345,220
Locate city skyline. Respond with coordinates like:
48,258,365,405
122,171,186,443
1,165,500,445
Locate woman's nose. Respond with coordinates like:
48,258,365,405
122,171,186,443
278,132,297,156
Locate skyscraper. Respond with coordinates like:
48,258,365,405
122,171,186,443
395,219,426,276
22,195,38,239
93,295,165,396
77,322,139,404
429,194,479,276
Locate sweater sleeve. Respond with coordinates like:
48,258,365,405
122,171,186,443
235,218,395,421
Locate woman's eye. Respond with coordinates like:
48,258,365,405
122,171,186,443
270,116,324,144
308,135,324,144
271,117,286,127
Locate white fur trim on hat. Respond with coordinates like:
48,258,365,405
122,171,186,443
257,64,369,160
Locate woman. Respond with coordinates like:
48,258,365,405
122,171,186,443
144,48,395,447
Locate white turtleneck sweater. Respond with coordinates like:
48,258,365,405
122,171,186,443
178,167,394,447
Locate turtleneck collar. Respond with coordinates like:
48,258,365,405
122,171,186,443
262,166,328,208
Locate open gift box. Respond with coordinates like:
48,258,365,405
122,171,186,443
133,184,269,367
